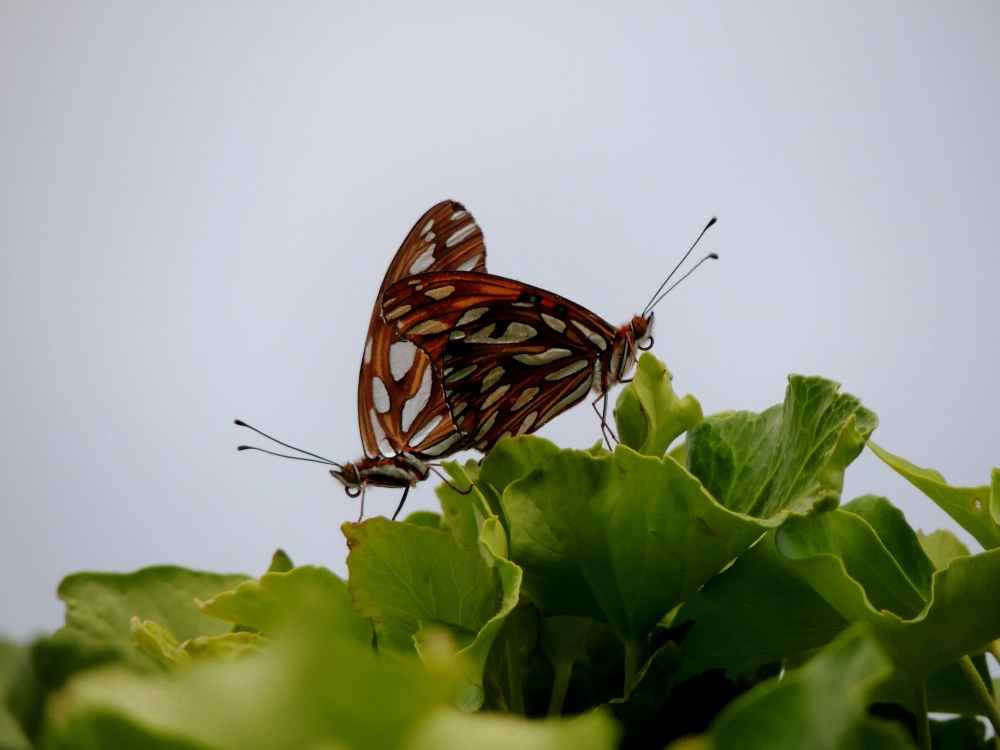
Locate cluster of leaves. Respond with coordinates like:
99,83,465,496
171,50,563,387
3,353,1000,750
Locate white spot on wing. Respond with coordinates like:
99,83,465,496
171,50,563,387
408,319,449,335
409,245,436,274
385,305,411,320
446,365,477,383
545,360,589,381
424,285,455,300
480,365,505,391
541,313,566,333
389,341,418,381
421,432,462,457
372,377,390,413
494,322,537,343
539,377,592,427
456,253,482,272
370,408,396,457
573,320,608,350
457,307,488,325
409,414,443,448
421,219,434,235
451,210,468,220
475,412,497,440
482,384,510,410
514,348,572,365
401,367,433,433
446,223,478,247
363,336,373,363
465,323,497,343
517,411,538,435
511,387,539,411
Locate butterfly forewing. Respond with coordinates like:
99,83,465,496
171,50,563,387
381,271,618,450
359,202,487,460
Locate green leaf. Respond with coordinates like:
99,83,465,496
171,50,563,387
502,445,765,644
47,619,460,750
868,442,1000,550
842,495,936,600
475,436,562,529
687,375,877,521
58,566,250,656
199,566,372,646
871,654,996,717
131,618,188,667
403,707,620,750
0,640,32,750
266,550,294,574
777,510,1000,679
918,530,971,571
676,532,849,681
402,511,442,530
689,625,914,750
343,516,522,705
613,353,703,458
436,461,490,550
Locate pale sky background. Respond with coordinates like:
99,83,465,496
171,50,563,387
2,3,999,639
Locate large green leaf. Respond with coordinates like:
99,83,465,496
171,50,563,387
613,353,703,458
868,443,1000,550
676,532,849,681
198,565,373,646
475,436,562,530
777,510,1000,679
46,619,459,750
343,516,521,707
672,625,914,750
502,445,765,644
58,567,249,656
687,375,877,521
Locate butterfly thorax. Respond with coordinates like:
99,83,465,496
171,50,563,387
331,452,429,493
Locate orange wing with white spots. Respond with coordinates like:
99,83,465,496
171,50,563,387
359,202,487,460
381,272,619,451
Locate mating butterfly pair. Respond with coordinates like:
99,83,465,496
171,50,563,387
238,201,715,520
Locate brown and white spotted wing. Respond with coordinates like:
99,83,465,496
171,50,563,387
381,272,618,451
359,202,487,461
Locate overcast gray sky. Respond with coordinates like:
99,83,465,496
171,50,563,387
2,2,999,639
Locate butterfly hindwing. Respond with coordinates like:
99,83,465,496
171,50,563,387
359,203,487,460
381,271,618,450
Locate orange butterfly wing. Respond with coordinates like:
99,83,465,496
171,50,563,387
359,202,487,460
381,272,619,451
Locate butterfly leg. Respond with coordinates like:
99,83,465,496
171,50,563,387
357,484,367,523
429,465,474,495
391,486,410,521
592,392,619,450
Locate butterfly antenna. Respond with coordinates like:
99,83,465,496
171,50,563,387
234,419,342,468
645,252,719,314
642,216,717,316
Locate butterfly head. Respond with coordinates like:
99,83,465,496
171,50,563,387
330,463,363,497
630,312,654,352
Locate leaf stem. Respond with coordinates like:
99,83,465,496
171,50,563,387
914,679,931,750
624,640,643,700
506,637,525,716
547,660,573,717
958,655,1000,738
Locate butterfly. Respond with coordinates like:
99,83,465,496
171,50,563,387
237,200,487,520
378,218,717,452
